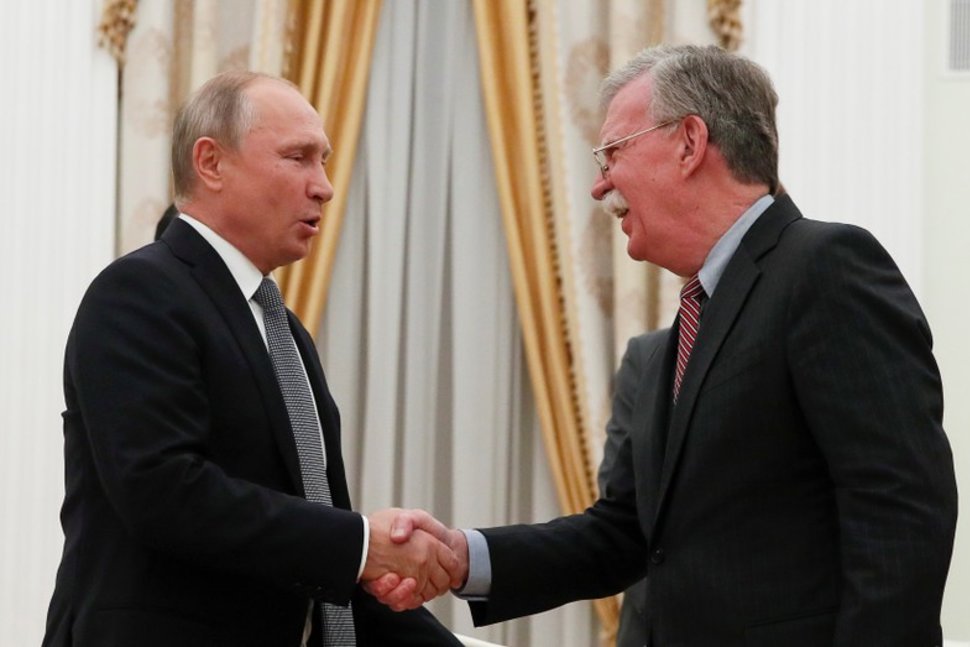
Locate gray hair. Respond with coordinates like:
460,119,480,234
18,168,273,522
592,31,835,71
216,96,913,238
601,45,779,192
171,71,280,203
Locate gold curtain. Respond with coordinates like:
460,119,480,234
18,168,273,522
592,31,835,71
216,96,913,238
277,0,383,333
472,0,619,640
97,0,138,63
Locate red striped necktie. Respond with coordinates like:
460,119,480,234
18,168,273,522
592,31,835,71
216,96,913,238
673,274,705,402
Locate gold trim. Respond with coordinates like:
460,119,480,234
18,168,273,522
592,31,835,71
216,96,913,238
276,0,384,334
97,0,138,64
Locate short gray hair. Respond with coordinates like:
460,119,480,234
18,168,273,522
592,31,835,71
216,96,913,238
601,45,779,192
171,71,271,203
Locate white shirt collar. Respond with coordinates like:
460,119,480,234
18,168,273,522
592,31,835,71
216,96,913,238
177,212,269,301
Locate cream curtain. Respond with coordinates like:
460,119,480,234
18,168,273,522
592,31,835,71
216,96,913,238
276,0,382,331
316,3,595,645
471,0,592,532
117,0,289,254
472,0,646,640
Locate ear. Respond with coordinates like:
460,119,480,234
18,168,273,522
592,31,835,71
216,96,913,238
192,137,225,192
678,114,709,179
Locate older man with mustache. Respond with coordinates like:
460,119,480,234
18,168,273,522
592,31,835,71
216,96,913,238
376,44,958,647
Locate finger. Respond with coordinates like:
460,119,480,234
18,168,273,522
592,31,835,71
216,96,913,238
426,559,451,598
445,529,468,588
433,533,461,586
362,572,400,599
380,577,422,610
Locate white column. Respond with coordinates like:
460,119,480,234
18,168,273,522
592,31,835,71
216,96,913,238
0,1,117,644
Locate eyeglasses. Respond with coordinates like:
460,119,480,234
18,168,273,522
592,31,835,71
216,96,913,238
592,120,677,179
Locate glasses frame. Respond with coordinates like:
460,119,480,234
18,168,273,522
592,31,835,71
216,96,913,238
592,119,678,179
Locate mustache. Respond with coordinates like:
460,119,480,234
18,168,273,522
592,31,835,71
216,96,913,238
602,190,629,218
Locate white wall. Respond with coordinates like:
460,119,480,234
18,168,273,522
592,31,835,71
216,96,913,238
924,0,970,640
742,0,969,640
0,1,118,644
742,0,924,290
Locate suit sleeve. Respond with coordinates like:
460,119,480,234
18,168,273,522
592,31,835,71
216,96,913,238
469,334,652,625
68,256,364,603
786,225,957,645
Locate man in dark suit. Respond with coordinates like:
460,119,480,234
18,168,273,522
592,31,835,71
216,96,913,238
597,330,667,647
43,71,462,646
377,45,958,646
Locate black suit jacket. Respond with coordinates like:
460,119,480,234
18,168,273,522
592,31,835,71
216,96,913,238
470,196,957,646
44,220,460,646
597,331,667,647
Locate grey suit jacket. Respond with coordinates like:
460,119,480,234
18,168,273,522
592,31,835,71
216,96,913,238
471,195,957,646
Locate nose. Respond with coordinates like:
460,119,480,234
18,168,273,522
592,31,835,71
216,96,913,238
590,171,612,201
310,164,335,204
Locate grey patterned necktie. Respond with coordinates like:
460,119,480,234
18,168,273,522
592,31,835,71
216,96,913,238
253,278,356,647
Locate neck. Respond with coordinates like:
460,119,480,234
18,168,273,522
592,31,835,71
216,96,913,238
177,198,273,275
674,177,769,277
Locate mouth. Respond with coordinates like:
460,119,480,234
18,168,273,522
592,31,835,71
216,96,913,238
299,216,321,233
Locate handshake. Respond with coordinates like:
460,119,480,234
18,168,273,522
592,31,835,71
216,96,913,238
362,509,469,611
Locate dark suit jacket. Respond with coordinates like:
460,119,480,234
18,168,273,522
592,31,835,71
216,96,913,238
470,195,958,646
597,331,667,647
44,220,460,646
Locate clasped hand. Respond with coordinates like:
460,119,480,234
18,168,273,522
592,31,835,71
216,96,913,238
362,508,468,611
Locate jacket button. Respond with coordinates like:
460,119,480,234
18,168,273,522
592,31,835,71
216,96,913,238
650,548,665,564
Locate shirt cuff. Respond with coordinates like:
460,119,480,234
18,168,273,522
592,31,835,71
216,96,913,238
356,514,370,581
452,529,491,600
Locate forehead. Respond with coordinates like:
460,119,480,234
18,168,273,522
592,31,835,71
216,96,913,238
245,80,328,145
599,73,653,141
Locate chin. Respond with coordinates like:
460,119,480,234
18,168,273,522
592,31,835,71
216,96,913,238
288,244,313,264
626,241,649,262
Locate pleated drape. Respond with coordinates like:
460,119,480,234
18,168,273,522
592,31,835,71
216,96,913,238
471,0,619,640
277,0,382,334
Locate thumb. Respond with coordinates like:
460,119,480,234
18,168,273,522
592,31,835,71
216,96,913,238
390,513,415,543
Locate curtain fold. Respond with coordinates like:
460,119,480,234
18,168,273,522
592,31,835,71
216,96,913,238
277,0,382,334
471,0,616,639
318,3,595,643
471,0,591,520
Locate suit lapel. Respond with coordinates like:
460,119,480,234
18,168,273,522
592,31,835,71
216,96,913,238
634,331,677,542
652,196,802,529
162,220,305,496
